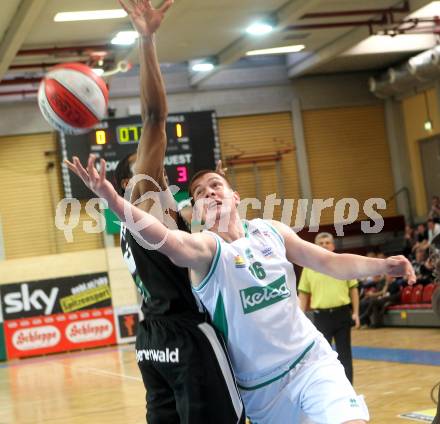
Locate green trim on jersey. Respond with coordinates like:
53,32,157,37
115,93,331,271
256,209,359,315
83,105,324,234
135,275,151,300
237,341,315,391
193,235,221,292
243,220,250,238
213,292,228,342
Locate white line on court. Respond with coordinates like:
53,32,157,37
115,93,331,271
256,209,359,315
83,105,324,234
78,366,143,382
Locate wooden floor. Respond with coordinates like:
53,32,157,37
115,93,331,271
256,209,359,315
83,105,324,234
0,328,438,423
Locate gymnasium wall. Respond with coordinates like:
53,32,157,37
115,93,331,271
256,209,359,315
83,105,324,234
0,132,102,259
401,88,440,217
218,112,300,224
0,71,380,137
303,104,396,225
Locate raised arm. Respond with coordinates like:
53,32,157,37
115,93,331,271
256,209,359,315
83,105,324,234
65,155,215,272
271,221,416,284
119,0,173,210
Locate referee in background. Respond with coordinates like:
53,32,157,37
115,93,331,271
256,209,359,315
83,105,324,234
298,232,360,383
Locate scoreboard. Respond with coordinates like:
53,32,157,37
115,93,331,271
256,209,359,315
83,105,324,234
59,111,220,200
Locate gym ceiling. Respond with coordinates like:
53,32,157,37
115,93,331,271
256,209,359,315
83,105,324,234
0,0,438,97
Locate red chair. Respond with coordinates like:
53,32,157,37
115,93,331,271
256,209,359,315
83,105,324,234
410,284,423,304
400,286,413,304
422,283,436,303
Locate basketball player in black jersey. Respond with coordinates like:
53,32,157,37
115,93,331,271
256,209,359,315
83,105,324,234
114,1,244,423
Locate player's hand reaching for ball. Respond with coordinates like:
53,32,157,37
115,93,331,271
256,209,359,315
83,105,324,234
119,0,173,36
215,160,228,177
384,255,416,285
65,155,118,206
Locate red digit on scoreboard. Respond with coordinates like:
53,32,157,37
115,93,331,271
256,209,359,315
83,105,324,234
176,166,188,183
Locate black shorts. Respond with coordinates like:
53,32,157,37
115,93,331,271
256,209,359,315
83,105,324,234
135,313,245,424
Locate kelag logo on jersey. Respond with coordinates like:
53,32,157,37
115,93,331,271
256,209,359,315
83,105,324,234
239,275,290,314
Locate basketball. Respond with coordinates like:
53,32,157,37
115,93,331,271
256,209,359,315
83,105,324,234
38,63,109,135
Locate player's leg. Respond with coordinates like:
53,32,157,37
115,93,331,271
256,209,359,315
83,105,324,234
333,308,354,383
136,320,180,424
162,317,245,424
298,337,369,423
313,310,334,345
140,366,179,424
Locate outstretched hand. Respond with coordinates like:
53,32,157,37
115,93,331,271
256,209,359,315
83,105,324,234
64,155,118,205
119,0,173,36
215,160,228,177
384,255,416,285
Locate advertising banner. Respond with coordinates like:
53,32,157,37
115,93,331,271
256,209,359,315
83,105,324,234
4,307,116,359
114,305,141,344
0,273,116,359
0,273,112,320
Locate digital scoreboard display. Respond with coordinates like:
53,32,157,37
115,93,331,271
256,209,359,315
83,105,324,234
59,111,219,200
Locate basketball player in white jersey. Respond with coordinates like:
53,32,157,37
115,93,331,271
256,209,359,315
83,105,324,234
65,158,416,424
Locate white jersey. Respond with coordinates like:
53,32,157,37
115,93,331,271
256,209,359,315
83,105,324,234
193,218,319,390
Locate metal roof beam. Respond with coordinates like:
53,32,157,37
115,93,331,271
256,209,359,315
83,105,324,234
287,0,434,78
190,0,321,87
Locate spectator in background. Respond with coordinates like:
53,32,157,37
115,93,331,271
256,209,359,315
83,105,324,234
403,224,416,258
412,247,436,285
418,257,435,286
412,247,427,275
361,275,403,328
428,219,440,244
298,232,359,384
428,195,440,224
359,274,387,327
412,223,429,254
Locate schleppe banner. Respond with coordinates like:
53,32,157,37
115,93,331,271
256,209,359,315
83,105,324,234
4,307,116,359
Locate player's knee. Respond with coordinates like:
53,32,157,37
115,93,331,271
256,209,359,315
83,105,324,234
342,420,367,424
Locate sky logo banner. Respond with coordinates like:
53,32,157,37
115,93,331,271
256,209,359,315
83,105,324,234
0,273,112,320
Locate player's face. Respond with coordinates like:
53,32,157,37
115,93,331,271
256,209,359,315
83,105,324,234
316,237,335,252
191,173,238,224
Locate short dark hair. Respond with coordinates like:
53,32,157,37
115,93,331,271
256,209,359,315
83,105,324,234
189,169,232,198
114,152,136,196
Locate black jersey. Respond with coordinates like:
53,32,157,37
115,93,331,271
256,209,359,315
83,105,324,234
120,213,202,316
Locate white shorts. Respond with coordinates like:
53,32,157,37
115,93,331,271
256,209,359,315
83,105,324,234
241,335,369,424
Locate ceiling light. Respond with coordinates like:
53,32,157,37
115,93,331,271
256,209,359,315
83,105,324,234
246,22,274,36
192,63,215,72
343,34,436,56
424,119,433,132
54,9,127,22
92,68,104,76
246,45,305,56
408,1,440,19
111,31,139,46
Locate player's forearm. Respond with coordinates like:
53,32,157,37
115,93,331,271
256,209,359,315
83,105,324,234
349,288,359,315
108,192,200,266
108,193,171,252
139,35,168,123
324,254,387,280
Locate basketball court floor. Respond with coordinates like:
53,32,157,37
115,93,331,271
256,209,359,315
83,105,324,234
0,327,438,424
